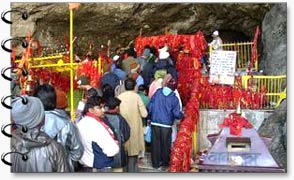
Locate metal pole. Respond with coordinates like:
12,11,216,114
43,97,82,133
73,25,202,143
70,9,74,121
192,124,197,157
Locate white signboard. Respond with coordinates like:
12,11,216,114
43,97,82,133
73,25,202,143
209,50,237,85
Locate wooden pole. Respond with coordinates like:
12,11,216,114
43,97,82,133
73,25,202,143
139,27,143,36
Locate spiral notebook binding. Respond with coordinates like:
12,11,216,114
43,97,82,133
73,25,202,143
1,152,28,166
1,95,29,167
1,8,31,167
1,37,28,53
1,123,28,138
1,66,28,81
1,9,29,24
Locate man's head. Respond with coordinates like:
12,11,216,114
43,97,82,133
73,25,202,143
105,97,121,110
126,47,136,58
142,48,151,58
138,84,147,92
124,78,136,91
86,88,98,99
166,78,177,91
162,74,177,91
82,96,105,118
34,84,56,111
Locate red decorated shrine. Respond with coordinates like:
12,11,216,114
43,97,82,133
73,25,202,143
135,31,268,172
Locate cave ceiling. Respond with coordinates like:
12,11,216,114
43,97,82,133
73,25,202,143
11,3,272,56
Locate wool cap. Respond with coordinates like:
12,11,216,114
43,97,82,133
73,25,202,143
154,70,167,80
142,48,151,57
11,96,45,128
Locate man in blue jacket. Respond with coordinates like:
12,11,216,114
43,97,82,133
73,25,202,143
147,76,184,171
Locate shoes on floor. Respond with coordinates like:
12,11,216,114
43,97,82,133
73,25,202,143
155,166,169,172
137,158,144,167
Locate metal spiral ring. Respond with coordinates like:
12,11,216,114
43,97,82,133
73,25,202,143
1,38,28,53
1,123,28,138
1,95,28,109
1,9,29,24
1,67,28,81
1,152,28,166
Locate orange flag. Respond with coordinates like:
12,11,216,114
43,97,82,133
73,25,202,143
68,3,80,10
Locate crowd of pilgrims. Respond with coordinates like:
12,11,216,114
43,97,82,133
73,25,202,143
10,43,188,173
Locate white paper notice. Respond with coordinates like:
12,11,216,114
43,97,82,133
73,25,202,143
209,50,237,85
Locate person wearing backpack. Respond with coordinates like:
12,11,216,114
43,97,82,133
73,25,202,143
104,97,130,172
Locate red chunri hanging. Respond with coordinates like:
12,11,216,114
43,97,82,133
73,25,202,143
135,32,266,172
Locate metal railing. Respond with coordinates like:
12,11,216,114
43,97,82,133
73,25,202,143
242,75,287,109
209,42,258,71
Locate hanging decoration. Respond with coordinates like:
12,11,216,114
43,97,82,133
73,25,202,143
248,26,260,75
76,60,102,89
135,32,207,59
219,112,253,136
17,33,33,95
198,79,267,110
169,32,206,172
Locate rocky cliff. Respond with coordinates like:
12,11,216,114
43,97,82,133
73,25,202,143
258,100,287,170
259,3,287,75
11,3,272,57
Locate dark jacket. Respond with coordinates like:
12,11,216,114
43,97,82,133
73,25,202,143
101,72,120,90
152,59,178,80
142,61,155,87
148,88,183,126
104,112,130,168
11,128,70,172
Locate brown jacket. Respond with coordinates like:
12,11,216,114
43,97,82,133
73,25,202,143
118,90,147,156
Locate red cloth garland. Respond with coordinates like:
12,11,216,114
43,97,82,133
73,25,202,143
168,32,206,172
76,60,102,89
248,26,260,75
219,112,253,136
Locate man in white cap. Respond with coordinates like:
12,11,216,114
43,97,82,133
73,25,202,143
208,30,223,50
111,55,120,72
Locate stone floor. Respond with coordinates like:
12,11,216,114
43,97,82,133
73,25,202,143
137,152,169,173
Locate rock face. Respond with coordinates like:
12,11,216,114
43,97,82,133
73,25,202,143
258,100,287,170
11,3,272,56
259,3,287,75
258,3,287,171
